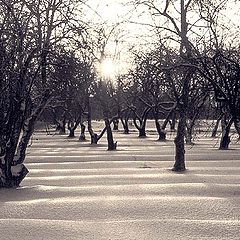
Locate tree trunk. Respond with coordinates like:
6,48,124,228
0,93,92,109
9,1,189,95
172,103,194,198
113,119,119,130
155,119,166,141
211,113,223,138
79,123,86,141
105,118,117,150
68,121,77,138
162,108,175,131
57,118,66,135
120,117,129,134
68,128,75,138
133,118,147,137
219,117,233,150
169,111,176,131
1,91,50,188
91,133,99,144
173,111,186,171
138,126,146,137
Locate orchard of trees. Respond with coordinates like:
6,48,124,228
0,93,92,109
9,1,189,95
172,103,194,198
1,0,240,188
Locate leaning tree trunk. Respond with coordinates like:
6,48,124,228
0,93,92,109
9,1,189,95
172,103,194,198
219,117,233,150
211,113,224,138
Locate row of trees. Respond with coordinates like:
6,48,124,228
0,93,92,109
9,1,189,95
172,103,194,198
1,0,240,188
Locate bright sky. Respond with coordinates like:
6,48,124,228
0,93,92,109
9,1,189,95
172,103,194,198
83,0,240,79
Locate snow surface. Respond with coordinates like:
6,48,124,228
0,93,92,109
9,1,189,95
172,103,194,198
0,126,240,240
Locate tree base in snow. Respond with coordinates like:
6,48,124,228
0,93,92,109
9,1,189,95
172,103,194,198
79,136,87,141
108,142,117,151
172,165,186,172
0,165,29,188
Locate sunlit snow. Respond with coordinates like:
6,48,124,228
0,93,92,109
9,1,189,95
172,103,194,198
0,121,240,239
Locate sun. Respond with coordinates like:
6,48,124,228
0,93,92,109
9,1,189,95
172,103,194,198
100,58,116,79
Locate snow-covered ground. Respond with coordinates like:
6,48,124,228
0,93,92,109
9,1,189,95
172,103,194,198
1,126,240,240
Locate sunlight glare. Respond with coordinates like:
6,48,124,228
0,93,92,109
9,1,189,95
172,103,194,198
100,58,116,79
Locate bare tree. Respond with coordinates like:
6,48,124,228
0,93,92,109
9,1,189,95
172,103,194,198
0,0,86,187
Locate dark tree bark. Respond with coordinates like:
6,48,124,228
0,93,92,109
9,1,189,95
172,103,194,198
87,101,117,147
169,111,177,131
56,118,66,135
79,123,86,141
211,113,224,138
121,117,130,134
120,109,131,134
105,118,117,150
155,118,166,141
1,91,50,188
68,121,75,138
67,115,81,138
219,116,233,150
132,107,151,138
112,119,119,130
171,68,193,172
173,109,186,171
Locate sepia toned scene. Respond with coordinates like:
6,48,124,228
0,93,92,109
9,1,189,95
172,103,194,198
0,1,240,239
